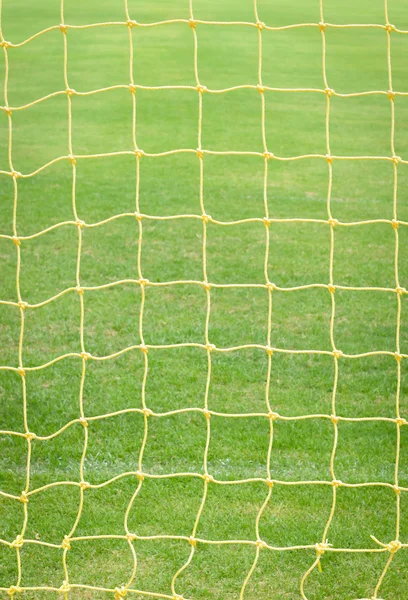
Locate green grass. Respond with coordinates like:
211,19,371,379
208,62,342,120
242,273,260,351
1,0,408,598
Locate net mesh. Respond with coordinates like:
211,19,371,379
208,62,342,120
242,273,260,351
0,0,407,598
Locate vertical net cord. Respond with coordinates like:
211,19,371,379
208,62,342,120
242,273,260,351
300,3,340,593
168,4,214,598
239,3,275,598
0,0,30,593
113,4,141,599
60,2,90,597
372,1,403,596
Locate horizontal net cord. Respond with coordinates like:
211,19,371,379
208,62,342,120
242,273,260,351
0,345,407,374
2,85,408,115
1,410,407,441
1,18,408,51
1,152,408,181
0,474,407,500
1,213,408,242
1,533,406,554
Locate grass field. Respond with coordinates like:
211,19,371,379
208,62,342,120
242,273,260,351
1,0,408,598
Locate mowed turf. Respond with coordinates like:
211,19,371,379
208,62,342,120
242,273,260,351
1,0,408,598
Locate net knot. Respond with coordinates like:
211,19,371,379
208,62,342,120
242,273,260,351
68,154,76,165
143,408,153,417
114,586,127,599
331,479,342,488
17,367,25,377
371,535,401,553
263,217,271,227
126,532,137,542
328,218,338,228
318,22,327,32
325,155,333,165
76,285,84,295
1,40,11,48
315,541,331,555
61,535,71,550
127,19,137,28
24,431,36,441
255,539,267,550
189,18,196,29
202,214,212,224
196,149,204,160
189,536,197,547
387,540,402,553
265,478,274,489
206,343,216,353
66,88,76,97
134,149,144,159
79,417,88,428
18,301,28,310
391,156,401,166
332,350,343,359
5,107,12,116
330,414,339,425
80,481,90,490
11,171,22,180
266,281,276,291
11,535,24,548
202,281,211,291
396,417,407,427
391,219,399,229
385,23,395,33
129,84,137,94
80,351,91,361
139,278,149,287
173,595,183,600
396,286,406,296
58,581,70,595
256,21,266,31
197,84,207,94
268,411,279,421
203,474,214,484
394,485,401,495
328,284,336,294
75,219,85,229
59,24,67,34
263,151,274,160
7,586,22,597
325,88,334,98
265,346,273,357
140,344,149,355
134,211,143,221
388,90,395,101
395,352,402,363
203,409,211,419
257,84,265,94
136,470,145,481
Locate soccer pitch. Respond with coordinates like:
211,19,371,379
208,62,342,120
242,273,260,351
1,0,408,598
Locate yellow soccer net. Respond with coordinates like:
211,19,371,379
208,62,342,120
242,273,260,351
0,0,407,598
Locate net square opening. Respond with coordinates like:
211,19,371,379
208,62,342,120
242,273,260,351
83,286,142,357
207,414,270,480
206,221,266,284
142,217,203,283
72,88,133,156
143,284,207,346
133,24,195,87
209,287,269,348
197,25,258,89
